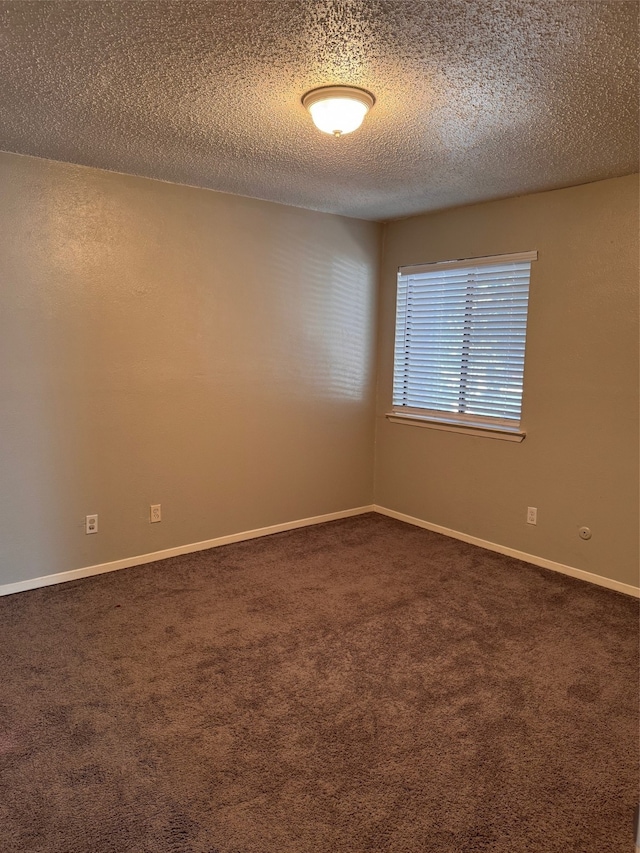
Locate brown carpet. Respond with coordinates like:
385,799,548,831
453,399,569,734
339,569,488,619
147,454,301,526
0,513,637,853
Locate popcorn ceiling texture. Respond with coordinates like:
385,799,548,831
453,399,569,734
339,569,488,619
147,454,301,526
0,0,637,220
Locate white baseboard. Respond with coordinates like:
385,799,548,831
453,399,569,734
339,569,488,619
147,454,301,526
0,505,375,597
3,503,637,599
374,505,640,598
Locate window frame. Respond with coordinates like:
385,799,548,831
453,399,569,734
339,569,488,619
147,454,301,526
387,250,537,441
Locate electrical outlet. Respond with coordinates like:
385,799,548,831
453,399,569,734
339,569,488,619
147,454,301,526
527,506,537,525
150,504,161,523
85,514,98,534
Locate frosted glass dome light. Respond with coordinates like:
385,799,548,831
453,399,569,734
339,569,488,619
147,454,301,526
302,86,375,137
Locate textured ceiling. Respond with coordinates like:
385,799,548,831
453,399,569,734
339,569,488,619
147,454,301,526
0,1,638,220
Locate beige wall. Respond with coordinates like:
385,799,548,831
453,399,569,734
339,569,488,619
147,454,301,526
375,175,639,587
0,152,379,585
2,154,637,592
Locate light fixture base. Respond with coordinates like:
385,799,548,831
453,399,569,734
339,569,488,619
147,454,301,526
302,85,375,113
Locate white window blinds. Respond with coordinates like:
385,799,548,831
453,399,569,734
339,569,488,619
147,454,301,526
392,251,536,425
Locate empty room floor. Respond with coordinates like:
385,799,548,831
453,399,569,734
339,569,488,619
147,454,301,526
0,513,637,853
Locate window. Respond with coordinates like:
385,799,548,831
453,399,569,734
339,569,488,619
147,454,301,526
389,251,536,440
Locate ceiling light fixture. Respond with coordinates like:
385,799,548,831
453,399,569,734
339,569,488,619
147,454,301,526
302,85,375,137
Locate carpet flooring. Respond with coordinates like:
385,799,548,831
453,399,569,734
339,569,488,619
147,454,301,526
0,513,637,853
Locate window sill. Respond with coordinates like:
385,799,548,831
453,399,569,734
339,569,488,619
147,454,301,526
385,412,526,442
